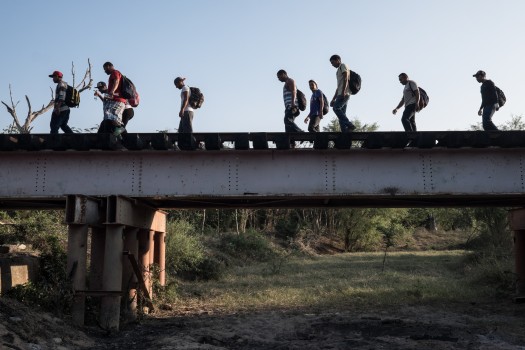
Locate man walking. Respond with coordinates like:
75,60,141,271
277,70,303,133
392,73,420,131
304,80,324,132
473,70,499,131
102,62,126,136
329,55,355,132
49,70,74,134
174,77,194,133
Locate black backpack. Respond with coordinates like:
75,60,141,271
64,85,80,108
296,89,307,111
120,75,140,107
322,93,329,115
409,83,429,110
495,86,506,107
418,87,429,110
189,87,204,109
349,70,361,95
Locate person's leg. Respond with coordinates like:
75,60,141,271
59,110,74,134
284,108,302,132
401,104,416,132
179,111,193,133
50,113,60,134
482,104,499,131
122,108,134,127
308,115,321,132
333,95,354,132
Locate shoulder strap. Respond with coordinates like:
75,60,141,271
408,81,417,96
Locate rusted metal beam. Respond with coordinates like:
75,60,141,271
65,195,104,226
123,251,154,311
106,196,166,232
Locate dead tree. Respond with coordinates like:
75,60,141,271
1,59,93,134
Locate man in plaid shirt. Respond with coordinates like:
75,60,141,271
101,62,126,136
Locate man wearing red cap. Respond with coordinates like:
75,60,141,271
49,70,74,134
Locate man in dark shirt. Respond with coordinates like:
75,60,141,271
473,70,499,131
304,80,324,132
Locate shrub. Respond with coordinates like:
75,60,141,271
165,219,224,281
218,229,275,262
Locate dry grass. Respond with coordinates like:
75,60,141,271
168,250,496,315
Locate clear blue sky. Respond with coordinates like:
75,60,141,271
1,0,524,133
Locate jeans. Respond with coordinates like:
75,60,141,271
284,108,303,132
307,115,321,132
333,95,355,132
482,104,499,131
178,110,194,133
401,103,417,132
50,110,73,134
122,108,134,127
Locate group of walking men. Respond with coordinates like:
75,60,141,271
48,62,133,136
277,54,502,135
48,56,502,137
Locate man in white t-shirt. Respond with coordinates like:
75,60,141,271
392,72,420,132
174,77,194,133
329,55,356,132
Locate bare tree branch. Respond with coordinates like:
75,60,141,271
76,58,93,93
2,59,92,134
1,85,23,132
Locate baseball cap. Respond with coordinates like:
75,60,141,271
96,81,106,89
472,70,486,77
48,71,63,78
174,77,185,84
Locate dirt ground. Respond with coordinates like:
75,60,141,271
3,297,525,349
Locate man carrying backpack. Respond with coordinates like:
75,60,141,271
304,80,325,132
277,70,303,133
329,55,356,132
473,70,499,131
102,62,126,136
48,70,74,134
392,73,420,132
174,77,194,133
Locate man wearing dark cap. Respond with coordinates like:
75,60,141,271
174,77,194,133
49,70,74,134
473,70,499,131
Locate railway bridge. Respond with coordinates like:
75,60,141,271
1,130,525,331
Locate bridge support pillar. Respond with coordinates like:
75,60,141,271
154,232,166,286
138,229,152,311
65,195,166,330
122,228,139,321
66,224,88,326
100,224,124,331
89,227,105,292
509,209,525,299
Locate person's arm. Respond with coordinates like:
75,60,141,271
413,84,420,112
392,97,405,115
319,93,324,116
107,71,121,98
489,80,500,110
286,78,296,107
94,91,104,101
54,83,66,113
342,70,349,96
179,89,189,117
